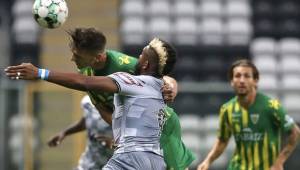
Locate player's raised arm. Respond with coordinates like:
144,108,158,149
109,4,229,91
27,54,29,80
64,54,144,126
4,63,118,93
48,117,86,147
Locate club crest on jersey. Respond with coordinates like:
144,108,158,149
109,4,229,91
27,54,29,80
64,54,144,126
118,56,130,65
250,113,259,124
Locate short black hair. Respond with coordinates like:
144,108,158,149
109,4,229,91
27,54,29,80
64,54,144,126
67,27,106,54
161,39,177,75
228,59,259,80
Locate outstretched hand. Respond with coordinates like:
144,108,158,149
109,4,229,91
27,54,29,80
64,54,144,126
4,63,39,80
48,132,66,147
162,76,178,104
197,161,210,170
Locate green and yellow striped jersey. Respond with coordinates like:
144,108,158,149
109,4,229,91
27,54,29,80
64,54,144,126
218,92,295,170
79,50,138,108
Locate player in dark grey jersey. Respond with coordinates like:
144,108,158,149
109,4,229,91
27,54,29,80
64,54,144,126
5,37,177,170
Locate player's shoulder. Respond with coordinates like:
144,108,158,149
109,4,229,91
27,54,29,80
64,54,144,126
257,92,282,111
221,96,236,109
137,75,163,86
256,92,279,105
110,72,141,84
106,50,137,60
111,72,134,78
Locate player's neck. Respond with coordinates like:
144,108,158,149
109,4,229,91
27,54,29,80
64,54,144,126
237,89,257,108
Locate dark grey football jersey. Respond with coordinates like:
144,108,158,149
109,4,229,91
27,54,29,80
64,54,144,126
109,72,166,156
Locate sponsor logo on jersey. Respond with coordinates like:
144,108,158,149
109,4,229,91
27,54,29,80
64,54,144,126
236,129,263,142
232,112,241,123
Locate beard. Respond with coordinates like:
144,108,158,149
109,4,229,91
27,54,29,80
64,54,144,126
235,87,252,97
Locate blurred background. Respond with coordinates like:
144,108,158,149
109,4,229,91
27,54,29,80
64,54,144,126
1,0,300,169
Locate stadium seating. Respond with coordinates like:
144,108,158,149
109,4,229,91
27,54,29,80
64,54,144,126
147,0,170,18
253,54,277,73
278,38,300,55
225,18,252,46
173,0,197,18
200,18,224,46
148,17,172,42
120,0,145,17
279,55,300,73
173,17,198,46
120,17,146,45
119,0,300,167
199,1,223,19
224,0,252,19
250,37,277,55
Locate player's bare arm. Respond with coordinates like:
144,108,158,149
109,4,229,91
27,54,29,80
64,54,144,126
271,124,300,170
5,63,118,93
48,117,86,147
197,138,229,170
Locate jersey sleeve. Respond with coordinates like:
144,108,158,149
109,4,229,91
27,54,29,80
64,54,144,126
218,104,232,141
269,99,295,132
108,72,145,96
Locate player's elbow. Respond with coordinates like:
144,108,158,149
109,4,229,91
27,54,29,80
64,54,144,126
288,125,300,145
295,124,300,141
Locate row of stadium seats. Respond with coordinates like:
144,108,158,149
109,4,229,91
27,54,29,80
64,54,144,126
252,0,300,20
252,0,300,38
121,17,252,46
251,37,300,117
119,0,252,86
121,0,251,19
11,0,40,65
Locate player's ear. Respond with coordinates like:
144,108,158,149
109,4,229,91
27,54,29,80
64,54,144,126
96,53,106,62
142,60,149,69
230,80,234,87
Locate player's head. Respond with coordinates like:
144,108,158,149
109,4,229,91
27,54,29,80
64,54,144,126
135,38,177,77
228,59,259,96
67,27,107,69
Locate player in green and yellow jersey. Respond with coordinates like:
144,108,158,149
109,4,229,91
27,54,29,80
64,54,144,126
198,59,300,170
69,28,195,170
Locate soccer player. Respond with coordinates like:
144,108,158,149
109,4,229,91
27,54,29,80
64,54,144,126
68,28,195,170
5,37,175,169
5,37,191,169
47,95,113,170
197,59,300,170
